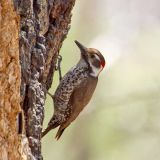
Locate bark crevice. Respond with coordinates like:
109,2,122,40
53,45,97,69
0,0,76,159
17,0,76,159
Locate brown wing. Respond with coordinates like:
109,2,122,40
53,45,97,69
66,76,98,124
55,76,98,140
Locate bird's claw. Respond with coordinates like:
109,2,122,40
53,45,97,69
55,55,62,81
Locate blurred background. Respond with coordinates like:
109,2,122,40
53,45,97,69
42,0,160,159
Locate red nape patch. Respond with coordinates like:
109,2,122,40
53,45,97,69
101,60,105,68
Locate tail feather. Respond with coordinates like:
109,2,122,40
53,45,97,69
42,122,59,138
55,127,65,140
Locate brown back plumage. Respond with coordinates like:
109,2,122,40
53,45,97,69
42,40,105,140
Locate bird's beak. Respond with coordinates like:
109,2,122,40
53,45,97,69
74,40,88,58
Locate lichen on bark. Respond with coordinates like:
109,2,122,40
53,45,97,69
17,0,76,159
0,0,76,159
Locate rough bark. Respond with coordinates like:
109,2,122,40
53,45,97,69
0,1,27,159
0,0,76,159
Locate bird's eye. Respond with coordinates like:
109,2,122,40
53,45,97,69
91,55,95,59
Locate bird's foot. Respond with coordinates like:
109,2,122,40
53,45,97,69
55,55,62,82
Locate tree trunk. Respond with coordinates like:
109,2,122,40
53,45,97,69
0,0,76,159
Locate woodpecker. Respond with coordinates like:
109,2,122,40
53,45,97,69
42,40,105,140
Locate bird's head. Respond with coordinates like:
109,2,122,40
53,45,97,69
75,40,105,77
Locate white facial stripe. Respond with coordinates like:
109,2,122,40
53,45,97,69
89,62,103,77
89,58,103,77
88,54,103,77
94,54,100,61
